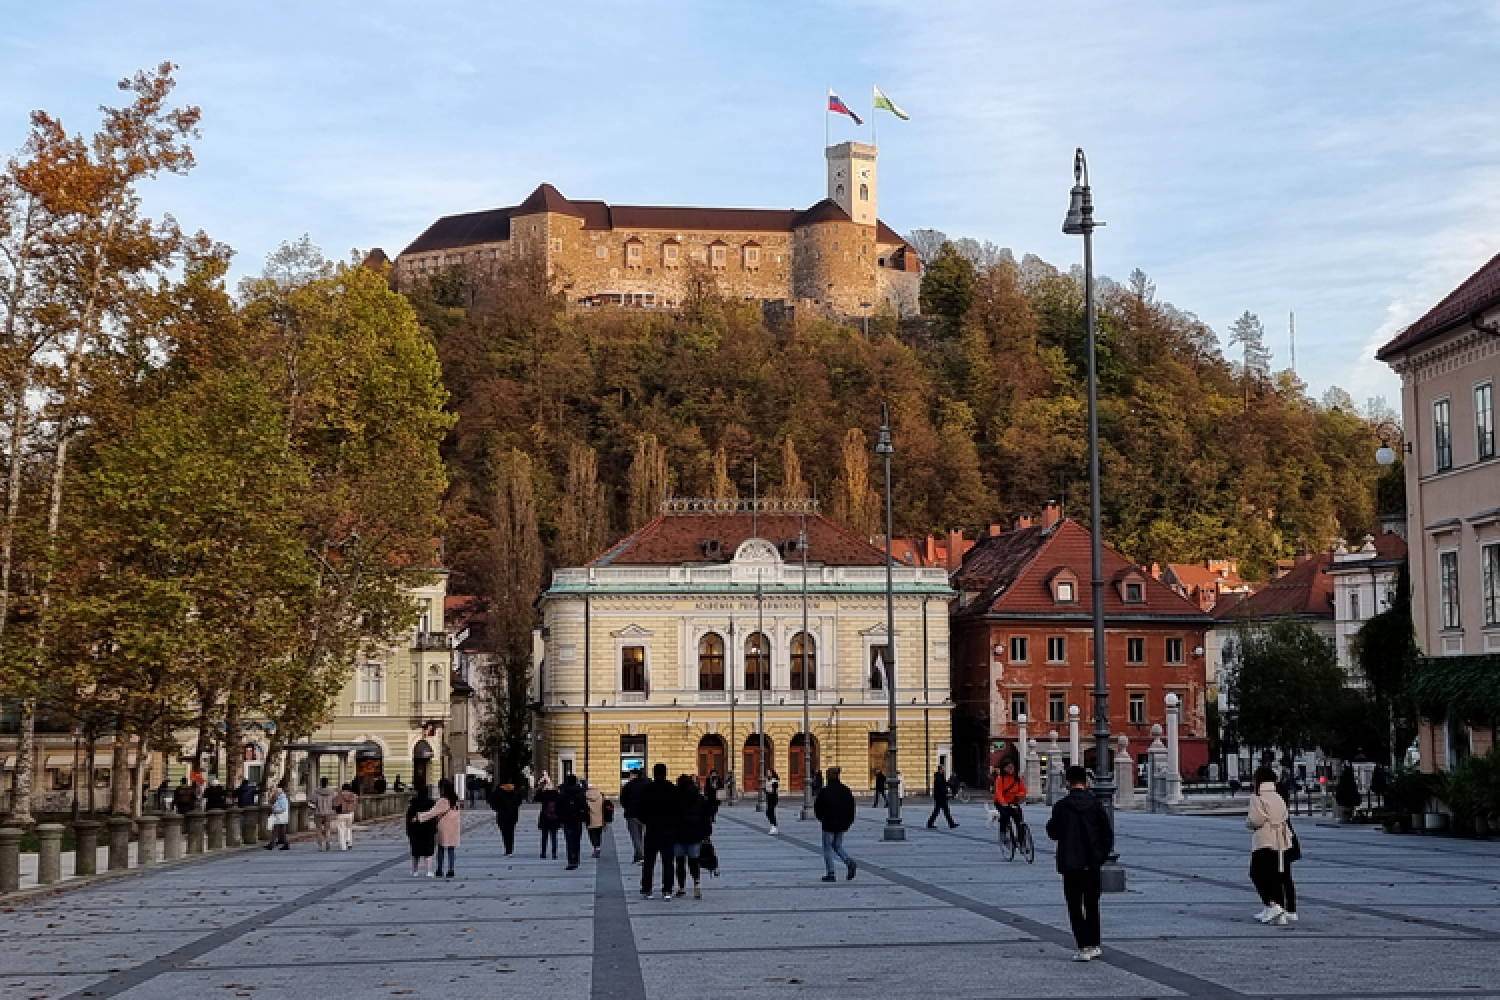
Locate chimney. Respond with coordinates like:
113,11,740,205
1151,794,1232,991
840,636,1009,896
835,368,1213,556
1041,500,1062,530
1013,515,1033,530
946,528,963,573
989,523,1004,536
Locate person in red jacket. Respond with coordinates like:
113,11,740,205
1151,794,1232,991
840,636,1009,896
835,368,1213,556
992,758,1027,842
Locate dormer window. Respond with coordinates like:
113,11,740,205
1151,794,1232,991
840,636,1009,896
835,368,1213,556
1049,568,1080,604
1125,582,1143,602
1116,570,1148,604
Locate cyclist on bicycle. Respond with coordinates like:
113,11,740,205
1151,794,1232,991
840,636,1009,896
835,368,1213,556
993,759,1027,841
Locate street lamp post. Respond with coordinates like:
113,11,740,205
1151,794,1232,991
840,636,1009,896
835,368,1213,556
800,515,815,820
756,569,766,813
876,403,905,841
1063,147,1124,891
728,614,737,805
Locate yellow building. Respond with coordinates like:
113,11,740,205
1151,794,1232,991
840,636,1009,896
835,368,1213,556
535,500,954,796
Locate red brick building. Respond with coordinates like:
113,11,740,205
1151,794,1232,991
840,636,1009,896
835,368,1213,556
950,507,1213,784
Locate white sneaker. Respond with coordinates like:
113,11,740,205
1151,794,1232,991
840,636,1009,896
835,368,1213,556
768,825,778,835
1072,949,1094,962
1284,912,1298,923
1270,912,1289,926
426,870,435,878
410,870,420,877
1258,904,1284,923
1085,946,1102,959
1253,906,1272,922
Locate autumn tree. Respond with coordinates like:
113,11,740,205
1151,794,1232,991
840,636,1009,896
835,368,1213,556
555,443,610,567
627,433,671,529
832,428,880,539
483,449,543,780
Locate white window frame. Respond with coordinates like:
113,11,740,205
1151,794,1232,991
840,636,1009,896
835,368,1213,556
1129,692,1147,725
1009,636,1029,663
1440,549,1461,629
1126,636,1146,664
1009,690,1028,723
1047,691,1067,725
356,663,384,704
1482,542,1500,627
1434,397,1453,471
1165,637,1184,664
1046,636,1066,663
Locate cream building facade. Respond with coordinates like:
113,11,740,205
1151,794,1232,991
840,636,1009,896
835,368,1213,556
535,502,954,796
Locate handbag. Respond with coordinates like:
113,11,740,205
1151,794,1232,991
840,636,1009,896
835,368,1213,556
602,799,615,824
1285,821,1302,863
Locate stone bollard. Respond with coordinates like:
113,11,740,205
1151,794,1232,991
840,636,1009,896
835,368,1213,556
1164,694,1184,807
73,820,102,876
186,812,206,855
107,816,132,871
225,806,243,847
1147,725,1169,814
136,814,159,866
206,810,225,851
242,805,259,844
0,827,21,893
36,823,64,885
1113,734,1137,810
161,813,184,861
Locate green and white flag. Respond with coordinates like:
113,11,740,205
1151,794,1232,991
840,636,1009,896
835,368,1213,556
873,85,909,120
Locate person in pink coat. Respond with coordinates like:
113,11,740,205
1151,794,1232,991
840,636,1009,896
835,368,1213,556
418,778,463,878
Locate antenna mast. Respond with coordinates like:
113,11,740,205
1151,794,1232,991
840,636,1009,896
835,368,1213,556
1289,311,1296,373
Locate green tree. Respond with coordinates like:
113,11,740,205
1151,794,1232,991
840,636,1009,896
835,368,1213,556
918,242,978,334
1225,618,1345,755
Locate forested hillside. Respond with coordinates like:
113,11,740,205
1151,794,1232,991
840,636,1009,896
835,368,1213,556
410,246,1399,606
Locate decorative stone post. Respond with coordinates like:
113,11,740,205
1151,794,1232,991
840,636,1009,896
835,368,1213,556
1164,693,1184,806
1147,724,1168,813
36,823,64,885
206,810,225,850
161,812,184,861
185,812,206,855
0,827,21,893
225,806,242,848
135,814,159,867
1113,733,1136,809
1044,730,1065,805
73,820,102,877
1068,705,1081,766
107,816,132,871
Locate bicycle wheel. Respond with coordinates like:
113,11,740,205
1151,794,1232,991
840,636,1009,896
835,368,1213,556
998,822,1016,860
1018,823,1036,864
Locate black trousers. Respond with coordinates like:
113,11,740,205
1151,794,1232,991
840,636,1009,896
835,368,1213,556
640,833,675,894
1250,848,1291,908
927,801,955,827
1062,867,1102,948
873,789,887,807
563,821,584,865
766,793,778,826
587,826,603,849
497,820,516,855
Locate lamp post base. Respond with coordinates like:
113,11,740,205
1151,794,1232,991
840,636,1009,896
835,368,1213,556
882,819,906,841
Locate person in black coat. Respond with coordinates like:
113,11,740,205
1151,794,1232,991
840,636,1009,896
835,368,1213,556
872,770,887,807
535,784,561,859
672,775,712,897
557,773,589,870
405,785,439,876
1045,765,1115,961
487,780,524,855
812,766,857,882
927,767,958,829
638,763,681,898
620,769,650,864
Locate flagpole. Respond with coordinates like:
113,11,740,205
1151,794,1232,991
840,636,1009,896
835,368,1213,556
825,85,830,149
871,86,877,147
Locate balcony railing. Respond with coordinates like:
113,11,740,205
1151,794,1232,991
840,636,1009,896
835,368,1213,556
412,632,452,651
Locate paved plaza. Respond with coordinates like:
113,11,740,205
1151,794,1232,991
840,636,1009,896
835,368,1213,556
2,800,1497,1000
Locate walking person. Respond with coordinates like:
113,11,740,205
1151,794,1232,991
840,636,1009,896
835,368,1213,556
557,773,589,870
927,766,958,829
263,780,291,850
418,778,463,878
406,784,438,876
872,769,887,808
536,780,561,859
673,775,710,898
1045,765,1114,962
765,769,780,835
311,777,338,851
620,767,649,863
813,766,857,882
584,779,606,859
639,763,681,900
487,779,523,856
1246,765,1294,925
705,769,722,821
334,782,358,850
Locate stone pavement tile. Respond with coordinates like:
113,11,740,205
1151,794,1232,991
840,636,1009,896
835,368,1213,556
632,905,1020,951
2,931,198,975
0,973,113,998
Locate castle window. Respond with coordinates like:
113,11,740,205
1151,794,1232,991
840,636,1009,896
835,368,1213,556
711,244,727,268
663,243,679,267
625,242,642,267
835,183,845,200
550,238,562,253
859,183,869,201
743,245,760,269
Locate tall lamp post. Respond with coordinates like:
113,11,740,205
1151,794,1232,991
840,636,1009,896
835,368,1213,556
799,514,815,820
876,403,905,840
728,614,737,805
1373,419,1408,771
1063,147,1123,890
755,569,767,813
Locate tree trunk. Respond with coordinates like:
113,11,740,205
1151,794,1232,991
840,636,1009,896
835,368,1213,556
10,700,36,826
224,699,244,789
70,725,82,822
85,735,97,814
133,726,154,819
108,726,130,815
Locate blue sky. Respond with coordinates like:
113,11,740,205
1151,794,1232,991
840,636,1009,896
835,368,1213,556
5,1,1498,406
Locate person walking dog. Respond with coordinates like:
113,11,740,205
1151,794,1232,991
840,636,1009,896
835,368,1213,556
813,766,857,882
1045,765,1114,962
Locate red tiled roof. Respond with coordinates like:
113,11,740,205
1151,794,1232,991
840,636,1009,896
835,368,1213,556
1376,250,1500,359
956,519,1209,620
590,511,888,567
1221,553,1334,619
1166,562,1248,592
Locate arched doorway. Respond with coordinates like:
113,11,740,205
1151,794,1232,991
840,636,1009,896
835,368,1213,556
789,733,820,791
411,738,433,790
354,740,384,793
742,733,774,792
696,734,726,783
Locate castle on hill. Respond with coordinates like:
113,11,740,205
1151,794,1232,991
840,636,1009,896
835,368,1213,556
388,142,922,320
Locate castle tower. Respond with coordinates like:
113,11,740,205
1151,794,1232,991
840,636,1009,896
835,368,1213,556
826,141,878,226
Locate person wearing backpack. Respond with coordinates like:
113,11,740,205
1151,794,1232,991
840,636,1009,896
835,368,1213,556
536,781,561,859
557,774,589,869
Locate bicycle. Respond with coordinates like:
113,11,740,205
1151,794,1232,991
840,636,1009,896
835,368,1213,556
997,809,1035,863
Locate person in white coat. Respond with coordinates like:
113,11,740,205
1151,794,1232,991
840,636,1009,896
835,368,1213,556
263,780,291,851
1246,766,1294,925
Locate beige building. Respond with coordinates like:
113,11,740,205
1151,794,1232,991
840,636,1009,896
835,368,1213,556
1377,253,1500,769
388,142,921,321
535,501,954,796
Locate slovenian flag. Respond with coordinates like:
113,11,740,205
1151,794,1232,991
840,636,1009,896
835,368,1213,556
873,85,909,120
828,89,863,125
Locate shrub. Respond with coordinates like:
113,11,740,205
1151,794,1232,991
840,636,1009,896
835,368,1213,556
1335,765,1362,810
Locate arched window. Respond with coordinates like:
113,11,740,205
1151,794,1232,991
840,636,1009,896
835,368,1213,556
835,183,845,201
745,632,770,691
859,183,869,201
791,632,816,691
698,633,725,691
